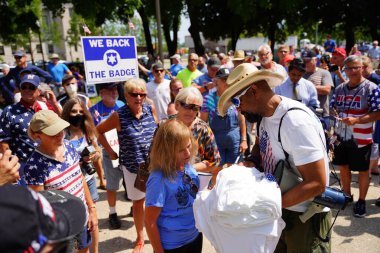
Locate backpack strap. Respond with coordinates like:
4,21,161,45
278,107,308,161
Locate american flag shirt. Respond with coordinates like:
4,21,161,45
24,140,85,203
330,79,380,147
0,101,51,161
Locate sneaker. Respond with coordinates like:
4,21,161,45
109,213,121,229
353,200,366,218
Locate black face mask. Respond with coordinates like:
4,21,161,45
68,115,84,127
242,111,262,123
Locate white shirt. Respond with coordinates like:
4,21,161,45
258,97,329,212
146,79,171,120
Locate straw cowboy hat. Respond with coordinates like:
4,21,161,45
233,50,245,61
217,63,285,116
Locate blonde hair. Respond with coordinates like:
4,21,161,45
124,78,147,94
174,87,203,106
361,56,372,68
149,119,197,178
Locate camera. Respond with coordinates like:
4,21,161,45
329,64,339,72
314,186,353,210
80,145,97,175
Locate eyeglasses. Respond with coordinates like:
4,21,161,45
189,59,198,62
183,172,199,198
154,69,165,74
343,66,362,71
128,92,147,98
230,85,252,107
258,52,270,57
179,101,201,112
20,85,37,91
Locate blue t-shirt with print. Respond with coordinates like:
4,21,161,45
89,100,125,126
145,164,200,250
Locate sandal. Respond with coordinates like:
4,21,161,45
97,185,107,190
132,240,144,253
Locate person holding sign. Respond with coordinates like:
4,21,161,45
90,82,125,229
97,78,157,253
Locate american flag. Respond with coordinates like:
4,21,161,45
82,24,92,35
128,20,135,30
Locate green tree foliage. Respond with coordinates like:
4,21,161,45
0,0,41,43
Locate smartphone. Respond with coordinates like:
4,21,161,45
45,93,50,100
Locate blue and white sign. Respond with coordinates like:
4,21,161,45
81,36,138,84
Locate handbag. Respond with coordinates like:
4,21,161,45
134,127,158,192
134,160,150,192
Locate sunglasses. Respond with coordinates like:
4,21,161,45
128,92,147,98
14,56,23,60
20,85,37,91
154,69,165,73
179,101,201,112
183,172,199,198
230,85,252,107
343,66,362,71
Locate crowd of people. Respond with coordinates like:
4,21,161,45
1,35,380,252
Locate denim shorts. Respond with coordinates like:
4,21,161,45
102,149,123,191
86,176,99,202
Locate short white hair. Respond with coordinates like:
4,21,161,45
175,87,203,106
1,64,10,70
258,44,272,53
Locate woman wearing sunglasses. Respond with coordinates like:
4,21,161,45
171,87,220,175
96,78,157,253
200,68,248,166
145,119,202,253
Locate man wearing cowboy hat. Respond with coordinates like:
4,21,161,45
47,53,72,84
218,63,331,252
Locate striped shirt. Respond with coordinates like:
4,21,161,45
24,140,85,202
117,104,157,173
330,79,380,147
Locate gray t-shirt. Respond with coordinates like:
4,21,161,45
304,68,333,117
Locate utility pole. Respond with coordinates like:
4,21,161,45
36,21,46,70
155,0,164,65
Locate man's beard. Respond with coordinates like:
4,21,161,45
241,111,262,123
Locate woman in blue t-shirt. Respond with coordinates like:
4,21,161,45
145,119,202,253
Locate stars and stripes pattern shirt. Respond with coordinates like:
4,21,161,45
24,140,85,203
0,102,39,161
330,79,380,147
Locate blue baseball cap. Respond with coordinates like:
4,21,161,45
13,50,26,57
20,74,41,88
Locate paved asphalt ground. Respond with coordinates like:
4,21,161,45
95,170,380,253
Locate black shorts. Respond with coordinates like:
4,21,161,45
333,143,371,171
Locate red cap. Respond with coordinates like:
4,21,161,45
332,48,347,58
283,54,295,63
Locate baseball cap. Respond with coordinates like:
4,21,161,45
0,185,86,252
283,54,295,63
332,48,347,58
215,68,231,79
29,110,70,136
152,62,164,70
20,74,41,88
301,49,316,58
98,82,119,90
207,57,221,68
170,54,181,59
13,50,26,57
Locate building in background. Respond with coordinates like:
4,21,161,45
0,4,84,66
